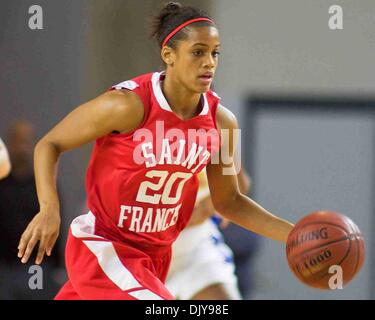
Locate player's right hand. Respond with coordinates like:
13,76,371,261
17,210,61,265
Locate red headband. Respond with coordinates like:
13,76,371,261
161,17,215,48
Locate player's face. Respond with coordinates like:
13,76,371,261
173,26,220,93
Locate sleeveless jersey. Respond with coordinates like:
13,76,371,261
85,71,221,253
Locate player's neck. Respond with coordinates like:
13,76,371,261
162,73,202,120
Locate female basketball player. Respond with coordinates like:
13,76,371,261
17,2,294,299
0,138,11,179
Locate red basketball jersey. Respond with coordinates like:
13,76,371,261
85,71,221,253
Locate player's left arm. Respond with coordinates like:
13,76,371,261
0,138,11,179
206,104,294,243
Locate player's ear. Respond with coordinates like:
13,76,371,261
161,46,176,67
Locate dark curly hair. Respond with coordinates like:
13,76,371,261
150,2,215,48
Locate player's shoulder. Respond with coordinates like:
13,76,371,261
93,90,144,134
102,87,143,114
102,72,156,116
111,72,154,92
215,103,238,131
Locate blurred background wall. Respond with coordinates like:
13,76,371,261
0,0,374,299
214,0,375,115
213,0,375,299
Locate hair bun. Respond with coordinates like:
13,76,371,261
149,1,213,47
165,2,182,13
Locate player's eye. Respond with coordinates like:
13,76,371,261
212,51,221,58
192,50,204,56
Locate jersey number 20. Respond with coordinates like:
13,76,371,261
136,170,193,205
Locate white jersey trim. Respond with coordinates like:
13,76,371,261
112,80,139,91
151,71,209,116
70,211,103,240
128,289,164,300
83,240,144,292
70,212,164,299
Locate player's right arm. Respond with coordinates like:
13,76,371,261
187,167,251,228
0,138,11,179
206,104,294,242
17,90,144,265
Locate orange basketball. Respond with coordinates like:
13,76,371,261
286,211,365,289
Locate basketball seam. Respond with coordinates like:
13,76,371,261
307,235,352,284
290,221,350,237
291,236,352,287
326,235,352,281
289,235,350,259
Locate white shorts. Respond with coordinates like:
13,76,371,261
165,219,241,300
